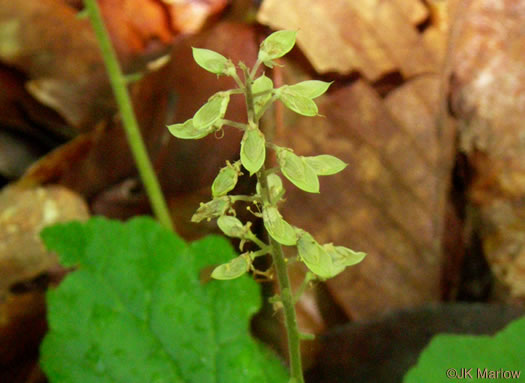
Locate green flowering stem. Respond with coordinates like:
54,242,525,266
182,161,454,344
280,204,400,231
258,169,304,383
241,64,304,383
83,0,174,231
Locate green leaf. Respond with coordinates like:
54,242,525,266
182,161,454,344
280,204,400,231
286,80,332,99
262,206,297,246
404,316,525,383
240,128,266,175
217,215,246,238
192,48,235,76
258,30,297,66
211,161,240,197
296,231,333,279
194,92,230,129
304,154,348,176
191,197,230,222
211,254,251,280
278,88,319,117
252,74,274,116
40,217,289,383
167,119,215,140
277,149,320,193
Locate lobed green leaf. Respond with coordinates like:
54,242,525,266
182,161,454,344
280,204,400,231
40,217,289,383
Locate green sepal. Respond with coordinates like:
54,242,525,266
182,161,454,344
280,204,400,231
258,30,297,67
262,206,297,246
241,128,266,175
167,118,215,140
192,48,235,76
277,149,320,193
252,74,274,116
304,154,347,176
217,215,247,238
194,92,230,129
212,161,241,197
211,254,251,280
191,197,230,223
277,87,319,117
286,80,332,99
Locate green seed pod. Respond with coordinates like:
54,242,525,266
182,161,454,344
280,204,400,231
194,92,230,129
257,173,285,204
191,197,230,223
192,48,234,76
258,30,297,67
262,206,296,246
277,87,318,117
212,161,240,197
167,118,215,140
211,254,251,280
278,149,320,193
329,245,367,268
241,128,266,175
217,215,245,238
252,74,274,116
285,80,332,99
304,154,347,176
297,231,333,279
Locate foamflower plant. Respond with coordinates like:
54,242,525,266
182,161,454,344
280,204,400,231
167,30,366,383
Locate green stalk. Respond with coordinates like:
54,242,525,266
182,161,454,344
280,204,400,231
242,66,304,383
83,0,174,231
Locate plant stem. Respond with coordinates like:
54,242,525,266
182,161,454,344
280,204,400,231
242,66,304,383
258,171,304,383
83,0,174,231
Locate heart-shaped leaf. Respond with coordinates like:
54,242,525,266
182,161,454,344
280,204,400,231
40,217,289,383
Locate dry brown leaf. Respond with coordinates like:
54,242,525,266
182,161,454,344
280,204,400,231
449,0,525,299
0,0,113,130
0,185,89,296
257,0,436,79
